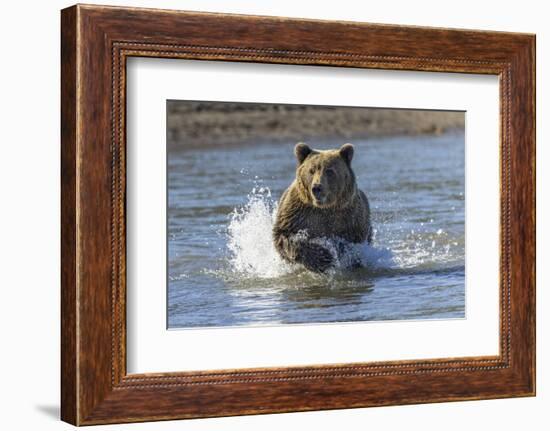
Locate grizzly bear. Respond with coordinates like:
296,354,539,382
273,142,372,272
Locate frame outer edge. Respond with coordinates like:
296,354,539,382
531,34,536,396
526,35,536,395
61,5,79,426
523,34,536,395
507,35,536,395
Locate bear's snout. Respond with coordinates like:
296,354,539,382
312,183,324,199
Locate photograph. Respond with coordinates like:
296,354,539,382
167,101,466,329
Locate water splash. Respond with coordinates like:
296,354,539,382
227,186,292,278
226,187,394,278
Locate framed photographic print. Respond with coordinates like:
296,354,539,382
61,4,535,425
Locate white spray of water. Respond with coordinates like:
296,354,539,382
226,187,394,279
227,187,293,278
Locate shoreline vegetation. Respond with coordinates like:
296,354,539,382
167,101,465,149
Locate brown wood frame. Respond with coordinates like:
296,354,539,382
61,4,536,426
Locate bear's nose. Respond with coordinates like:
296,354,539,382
312,184,323,198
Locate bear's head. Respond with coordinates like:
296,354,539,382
294,142,357,209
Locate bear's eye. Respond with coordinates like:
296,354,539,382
326,168,335,177
309,167,316,175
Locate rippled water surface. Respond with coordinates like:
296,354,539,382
168,133,465,328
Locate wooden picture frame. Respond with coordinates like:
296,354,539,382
61,4,535,425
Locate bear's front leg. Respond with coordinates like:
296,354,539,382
296,241,335,273
274,233,334,273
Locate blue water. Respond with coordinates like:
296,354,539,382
168,133,465,328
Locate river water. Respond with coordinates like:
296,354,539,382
168,132,465,328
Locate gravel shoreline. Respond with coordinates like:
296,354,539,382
167,101,464,149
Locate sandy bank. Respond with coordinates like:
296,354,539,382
167,101,464,149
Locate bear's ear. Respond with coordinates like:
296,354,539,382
339,143,354,165
295,142,313,164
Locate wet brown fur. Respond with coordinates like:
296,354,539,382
273,143,372,272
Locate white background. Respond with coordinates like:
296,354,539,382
0,0,546,430
127,59,500,373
